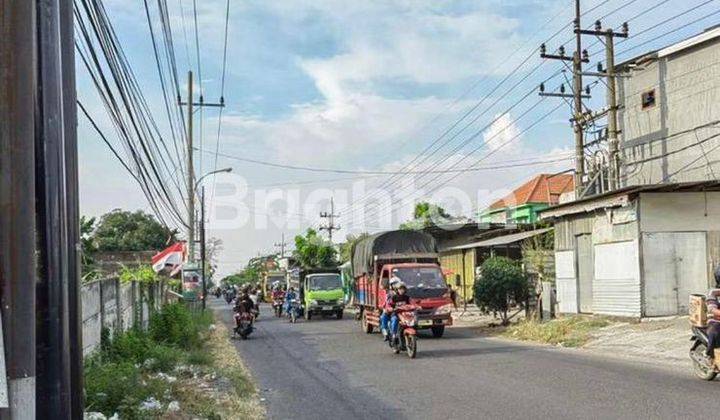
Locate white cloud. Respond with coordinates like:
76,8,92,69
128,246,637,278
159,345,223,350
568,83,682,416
483,113,522,152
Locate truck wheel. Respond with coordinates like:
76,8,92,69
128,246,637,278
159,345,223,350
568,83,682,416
336,310,344,320
361,312,373,334
431,326,445,338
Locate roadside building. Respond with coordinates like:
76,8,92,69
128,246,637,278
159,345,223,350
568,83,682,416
540,181,720,318
479,173,574,224
618,25,720,187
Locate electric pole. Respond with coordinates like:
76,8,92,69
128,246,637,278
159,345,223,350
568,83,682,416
180,71,225,263
319,197,340,242
539,1,628,197
200,186,207,310
275,233,288,258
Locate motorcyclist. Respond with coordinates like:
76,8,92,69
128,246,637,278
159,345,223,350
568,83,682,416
380,274,402,340
234,291,255,315
705,266,720,362
284,287,298,315
385,282,412,342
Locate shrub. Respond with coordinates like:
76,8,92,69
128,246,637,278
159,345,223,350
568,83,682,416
473,256,530,325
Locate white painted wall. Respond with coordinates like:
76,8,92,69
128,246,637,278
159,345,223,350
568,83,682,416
640,192,720,232
555,250,578,314
593,241,642,317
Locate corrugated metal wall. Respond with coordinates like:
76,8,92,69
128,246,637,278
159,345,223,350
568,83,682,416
555,250,578,313
440,249,475,301
593,241,641,317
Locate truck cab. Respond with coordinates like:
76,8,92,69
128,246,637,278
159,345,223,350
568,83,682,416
302,270,344,320
378,263,453,337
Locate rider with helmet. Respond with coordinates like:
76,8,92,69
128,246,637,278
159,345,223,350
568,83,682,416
385,282,411,341
380,271,403,340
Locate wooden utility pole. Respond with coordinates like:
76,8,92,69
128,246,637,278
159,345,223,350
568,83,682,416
319,197,340,242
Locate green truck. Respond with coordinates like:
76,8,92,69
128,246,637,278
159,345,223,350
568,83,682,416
300,268,344,320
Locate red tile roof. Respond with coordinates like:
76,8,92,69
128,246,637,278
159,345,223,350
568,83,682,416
487,174,574,210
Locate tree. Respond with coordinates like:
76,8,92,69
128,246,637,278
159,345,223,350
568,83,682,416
400,201,452,230
293,228,338,269
205,237,223,282
338,232,369,263
473,256,530,325
521,230,554,319
92,209,177,251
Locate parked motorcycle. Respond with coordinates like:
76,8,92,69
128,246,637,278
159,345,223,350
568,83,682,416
388,304,419,359
234,311,255,340
690,325,719,380
286,299,302,324
272,298,284,317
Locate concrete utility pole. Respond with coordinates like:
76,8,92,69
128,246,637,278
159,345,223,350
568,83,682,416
180,72,225,263
200,186,207,310
572,0,584,197
275,233,288,258
319,197,340,242
186,71,195,261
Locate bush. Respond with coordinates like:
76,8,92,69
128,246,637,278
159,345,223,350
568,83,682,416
473,256,529,325
504,316,611,347
84,359,166,417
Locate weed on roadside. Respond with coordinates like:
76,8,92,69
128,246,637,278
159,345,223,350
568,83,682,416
503,316,612,347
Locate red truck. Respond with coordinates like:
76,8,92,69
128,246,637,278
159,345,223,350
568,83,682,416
351,230,454,338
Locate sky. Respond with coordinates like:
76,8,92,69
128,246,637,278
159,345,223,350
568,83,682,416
77,0,720,278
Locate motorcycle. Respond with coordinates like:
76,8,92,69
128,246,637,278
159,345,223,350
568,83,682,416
234,311,255,340
388,304,419,359
225,291,235,305
272,297,284,317
249,293,260,320
690,325,719,380
286,299,302,324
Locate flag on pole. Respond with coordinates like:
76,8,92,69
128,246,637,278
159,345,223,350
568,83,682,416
151,242,187,274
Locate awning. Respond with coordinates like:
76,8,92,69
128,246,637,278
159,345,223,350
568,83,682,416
440,227,553,252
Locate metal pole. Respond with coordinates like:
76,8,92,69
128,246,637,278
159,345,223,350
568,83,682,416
36,0,72,416
606,29,619,190
187,71,195,261
0,0,37,416
201,186,207,310
573,0,585,196
59,0,83,415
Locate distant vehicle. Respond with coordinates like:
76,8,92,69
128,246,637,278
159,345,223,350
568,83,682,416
287,299,302,323
263,271,287,303
300,268,344,320
351,230,454,338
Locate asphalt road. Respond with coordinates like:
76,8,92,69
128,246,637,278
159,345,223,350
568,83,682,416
212,299,720,420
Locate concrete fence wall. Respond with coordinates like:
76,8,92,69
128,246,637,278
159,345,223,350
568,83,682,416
81,277,168,356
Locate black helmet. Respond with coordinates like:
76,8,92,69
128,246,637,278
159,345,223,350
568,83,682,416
714,265,720,288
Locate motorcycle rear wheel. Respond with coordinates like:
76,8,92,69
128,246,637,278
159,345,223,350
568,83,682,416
691,343,717,381
405,335,417,359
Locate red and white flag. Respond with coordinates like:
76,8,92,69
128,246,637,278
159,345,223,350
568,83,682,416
151,242,187,273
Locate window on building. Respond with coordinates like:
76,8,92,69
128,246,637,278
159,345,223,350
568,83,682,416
641,89,656,110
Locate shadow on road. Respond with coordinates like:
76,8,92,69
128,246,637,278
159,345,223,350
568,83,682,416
419,345,529,359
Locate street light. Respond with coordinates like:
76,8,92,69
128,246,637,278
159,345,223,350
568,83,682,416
194,167,232,310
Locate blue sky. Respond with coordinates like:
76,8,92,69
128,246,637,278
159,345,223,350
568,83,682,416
78,0,720,276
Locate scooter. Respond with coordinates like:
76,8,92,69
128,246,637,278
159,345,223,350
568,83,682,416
690,325,719,380
286,299,302,324
234,311,255,340
388,304,419,359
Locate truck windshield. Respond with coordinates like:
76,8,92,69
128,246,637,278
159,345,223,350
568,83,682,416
394,267,446,291
308,274,342,291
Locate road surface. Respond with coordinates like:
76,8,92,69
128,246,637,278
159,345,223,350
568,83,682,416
212,299,719,419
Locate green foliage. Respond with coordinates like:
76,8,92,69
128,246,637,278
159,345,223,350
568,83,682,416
85,303,215,417
399,201,452,230
293,228,338,269
338,232,369,263
119,264,158,284
473,256,530,325
93,209,176,251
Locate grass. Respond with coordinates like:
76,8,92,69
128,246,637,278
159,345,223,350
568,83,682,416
502,316,612,347
84,302,264,419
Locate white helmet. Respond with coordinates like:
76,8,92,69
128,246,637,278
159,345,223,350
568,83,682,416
395,281,407,290
389,277,400,288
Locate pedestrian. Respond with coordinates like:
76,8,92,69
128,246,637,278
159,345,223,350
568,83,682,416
447,284,458,309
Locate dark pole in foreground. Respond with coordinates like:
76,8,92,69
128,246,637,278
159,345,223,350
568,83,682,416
59,0,84,416
0,0,38,417
201,186,207,310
